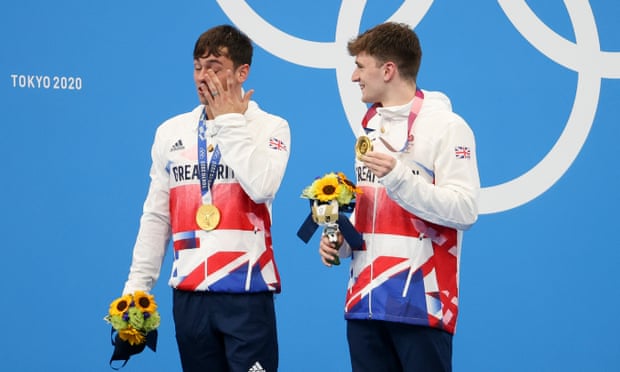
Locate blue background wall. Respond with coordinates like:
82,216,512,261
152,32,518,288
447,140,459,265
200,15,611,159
1,1,619,371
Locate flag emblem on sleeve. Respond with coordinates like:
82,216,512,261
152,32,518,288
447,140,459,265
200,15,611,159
454,146,471,159
269,137,288,151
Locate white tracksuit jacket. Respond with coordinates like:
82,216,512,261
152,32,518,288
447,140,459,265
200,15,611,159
123,102,290,295
341,90,480,334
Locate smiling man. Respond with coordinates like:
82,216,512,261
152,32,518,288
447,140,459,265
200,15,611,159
318,22,480,372
121,24,290,372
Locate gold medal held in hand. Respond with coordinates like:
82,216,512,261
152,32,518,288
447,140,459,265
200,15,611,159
195,204,221,231
355,135,373,160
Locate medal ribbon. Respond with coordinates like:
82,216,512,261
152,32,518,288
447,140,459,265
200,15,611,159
361,89,424,152
197,110,222,200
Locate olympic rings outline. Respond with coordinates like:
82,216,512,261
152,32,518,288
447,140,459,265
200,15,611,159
216,0,618,214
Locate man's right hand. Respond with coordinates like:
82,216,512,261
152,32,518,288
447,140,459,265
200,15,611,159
319,234,343,267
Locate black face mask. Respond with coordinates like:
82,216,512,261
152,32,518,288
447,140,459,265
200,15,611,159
108,327,157,370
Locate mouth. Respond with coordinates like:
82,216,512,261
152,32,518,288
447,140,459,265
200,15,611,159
197,82,207,96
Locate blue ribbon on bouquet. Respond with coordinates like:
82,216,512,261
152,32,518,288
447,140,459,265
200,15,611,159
296,201,363,249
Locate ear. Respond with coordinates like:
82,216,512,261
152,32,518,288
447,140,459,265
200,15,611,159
235,64,250,83
383,61,397,82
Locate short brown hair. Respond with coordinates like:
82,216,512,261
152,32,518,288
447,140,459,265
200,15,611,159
193,25,253,68
347,22,422,82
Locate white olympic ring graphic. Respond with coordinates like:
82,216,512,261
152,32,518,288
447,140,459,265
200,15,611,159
216,0,620,214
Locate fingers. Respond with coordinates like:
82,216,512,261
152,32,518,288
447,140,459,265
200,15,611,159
203,68,252,116
197,82,208,102
243,89,255,106
205,69,224,97
318,237,339,267
360,151,396,177
200,82,216,106
226,69,234,93
225,71,254,109
319,249,336,267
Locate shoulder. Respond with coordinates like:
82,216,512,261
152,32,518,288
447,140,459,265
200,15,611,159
158,105,202,130
155,105,202,137
419,90,472,134
246,101,289,129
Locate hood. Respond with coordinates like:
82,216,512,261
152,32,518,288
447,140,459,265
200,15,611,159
375,89,453,121
419,90,453,114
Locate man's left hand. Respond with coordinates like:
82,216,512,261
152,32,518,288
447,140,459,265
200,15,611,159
203,69,254,117
360,151,396,178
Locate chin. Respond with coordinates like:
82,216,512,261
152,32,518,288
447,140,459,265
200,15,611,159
360,91,373,103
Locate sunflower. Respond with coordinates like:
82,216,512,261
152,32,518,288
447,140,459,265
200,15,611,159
314,173,342,202
118,327,146,346
301,171,361,207
109,294,133,317
133,291,157,314
337,172,362,196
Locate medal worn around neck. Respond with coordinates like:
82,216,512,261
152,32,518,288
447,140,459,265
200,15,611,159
355,135,373,160
195,204,221,231
196,109,223,231
360,89,425,155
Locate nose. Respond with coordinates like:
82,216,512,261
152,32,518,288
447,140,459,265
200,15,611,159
351,68,359,82
197,68,209,81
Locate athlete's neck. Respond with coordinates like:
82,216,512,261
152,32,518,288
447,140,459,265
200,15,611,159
380,82,417,107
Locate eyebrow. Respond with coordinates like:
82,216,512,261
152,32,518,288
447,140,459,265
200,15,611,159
195,58,224,67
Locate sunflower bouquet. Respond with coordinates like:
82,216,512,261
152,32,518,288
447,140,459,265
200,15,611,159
300,171,361,210
298,172,363,265
105,291,160,346
105,291,160,368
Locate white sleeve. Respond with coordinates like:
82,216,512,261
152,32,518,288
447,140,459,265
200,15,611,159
122,128,171,295
213,111,291,204
380,120,480,231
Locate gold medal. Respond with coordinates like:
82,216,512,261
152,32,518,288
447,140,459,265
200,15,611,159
355,136,373,160
195,204,221,231
207,144,214,152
